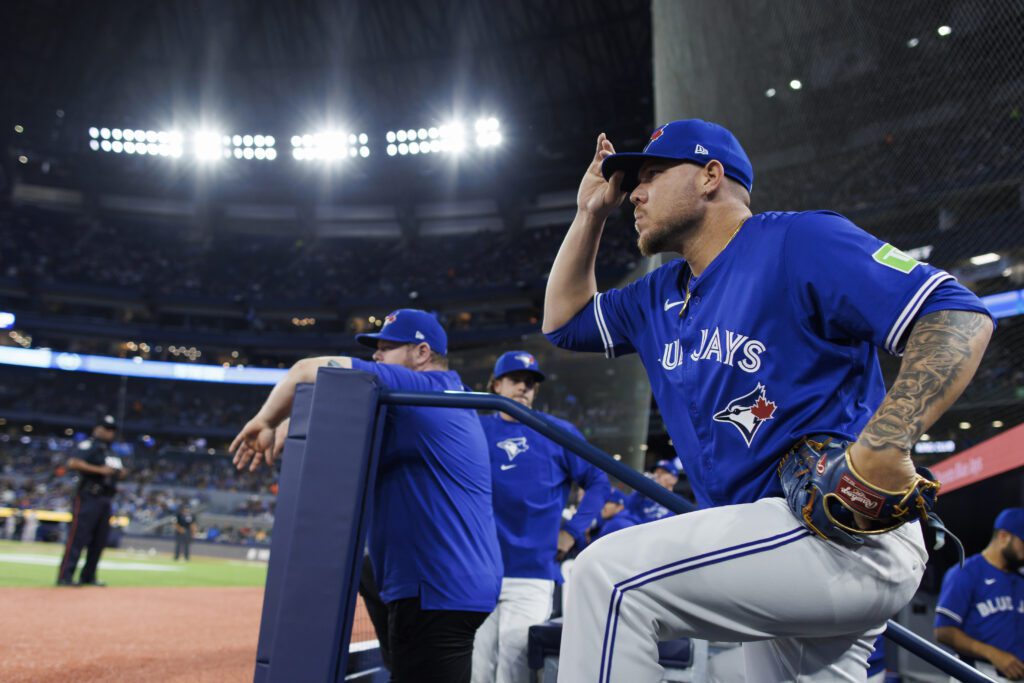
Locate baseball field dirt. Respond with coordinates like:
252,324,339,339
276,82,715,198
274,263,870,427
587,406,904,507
0,586,377,682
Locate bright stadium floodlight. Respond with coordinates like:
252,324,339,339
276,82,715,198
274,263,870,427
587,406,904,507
475,117,502,148
789,79,802,90
937,25,952,36
291,130,368,161
89,127,99,139
194,131,225,161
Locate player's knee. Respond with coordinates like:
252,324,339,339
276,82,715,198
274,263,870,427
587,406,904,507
570,542,615,593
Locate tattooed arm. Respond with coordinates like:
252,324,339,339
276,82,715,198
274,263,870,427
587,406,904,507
849,310,993,491
230,356,352,471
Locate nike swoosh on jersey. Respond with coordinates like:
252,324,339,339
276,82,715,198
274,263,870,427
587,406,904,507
984,578,996,585
664,299,686,312
500,464,517,471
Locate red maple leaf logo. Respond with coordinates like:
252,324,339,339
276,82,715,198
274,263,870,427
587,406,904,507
750,397,776,421
649,127,664,142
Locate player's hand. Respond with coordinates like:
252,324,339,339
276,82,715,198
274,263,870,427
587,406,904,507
273,419,290,459
99,465,117,476
230,417,277,472
555,529,576,562
847,442,918,529
577,133,627,220
990,649,1024,680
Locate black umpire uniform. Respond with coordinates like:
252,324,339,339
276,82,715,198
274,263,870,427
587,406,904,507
57,415,124,586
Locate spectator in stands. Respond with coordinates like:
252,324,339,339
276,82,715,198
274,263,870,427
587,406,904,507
934,508,1024,681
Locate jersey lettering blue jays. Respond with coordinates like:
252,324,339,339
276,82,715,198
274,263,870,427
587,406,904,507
546,211,990,508
482,412,609,582
935,554,1024,662
350,359,502,612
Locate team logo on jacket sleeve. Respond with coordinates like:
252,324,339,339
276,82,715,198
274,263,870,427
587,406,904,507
713,383,777,446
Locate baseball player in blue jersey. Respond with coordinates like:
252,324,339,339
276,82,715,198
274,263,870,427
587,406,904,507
591,489,640,542
934,508,1024,681
542,119,994,681
231,309,502,683
624,459,680,524
473,350,609,683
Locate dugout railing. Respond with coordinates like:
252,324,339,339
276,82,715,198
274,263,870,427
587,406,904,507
253,368,994,683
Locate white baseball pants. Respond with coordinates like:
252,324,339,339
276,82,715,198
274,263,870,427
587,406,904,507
473,577,556,683
558,497,926,683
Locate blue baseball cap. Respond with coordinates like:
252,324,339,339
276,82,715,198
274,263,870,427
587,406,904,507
355,309,448,355
602,119,754,194
493,350,545,381
606,489,626,506
995,508,1024,539
650,459,679,476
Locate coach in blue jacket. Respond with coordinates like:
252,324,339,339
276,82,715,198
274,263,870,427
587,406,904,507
232,309,502,683
472,351,609,683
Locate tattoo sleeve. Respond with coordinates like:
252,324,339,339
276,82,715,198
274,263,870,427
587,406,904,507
859,310,992,453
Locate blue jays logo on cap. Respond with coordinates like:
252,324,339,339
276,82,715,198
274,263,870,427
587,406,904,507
355,308,448,355
493,350,545,381
602,118,754,194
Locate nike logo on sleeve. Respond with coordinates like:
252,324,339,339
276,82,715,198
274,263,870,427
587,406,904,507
500,464,517,471
984,578,996,585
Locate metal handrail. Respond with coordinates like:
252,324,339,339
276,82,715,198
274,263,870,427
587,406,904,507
380,389,995,683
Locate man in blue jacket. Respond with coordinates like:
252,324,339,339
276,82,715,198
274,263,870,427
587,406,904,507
232,309,502,683
472,351,610,683
624,459,680,524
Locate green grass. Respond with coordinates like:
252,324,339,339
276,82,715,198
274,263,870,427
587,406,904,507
0,539,268,588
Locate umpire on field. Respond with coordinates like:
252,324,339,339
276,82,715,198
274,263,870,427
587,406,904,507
57,415,126,586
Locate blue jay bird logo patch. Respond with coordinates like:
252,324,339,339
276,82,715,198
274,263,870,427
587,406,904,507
713,383,777,446
497,437,529,461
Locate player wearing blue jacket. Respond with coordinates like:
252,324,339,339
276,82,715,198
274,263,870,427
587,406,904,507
232,309,502,683
935,508,1024,681
591,489,640,542
542,120,993,682
624,459,680,524
472,351,609,683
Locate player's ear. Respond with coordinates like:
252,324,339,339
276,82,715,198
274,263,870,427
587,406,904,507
701,160,725,197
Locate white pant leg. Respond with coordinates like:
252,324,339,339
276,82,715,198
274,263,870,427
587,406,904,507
474,577,555,683
473,600,501,683
742,625,883,683
557,498,926,683
496,578,555,683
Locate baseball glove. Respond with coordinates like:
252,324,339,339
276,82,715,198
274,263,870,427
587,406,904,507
778,436,941,548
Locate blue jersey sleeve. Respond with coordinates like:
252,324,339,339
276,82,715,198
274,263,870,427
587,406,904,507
556,421,611,543
934,564,972,628
784,211,987,356
545,275,654,358
349,359,444,391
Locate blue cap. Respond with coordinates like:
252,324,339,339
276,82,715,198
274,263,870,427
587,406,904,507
493,351,545,381
606,489,626,506
355,309,448,355
995,508,1024,539
651,459,679,476
602,119,753,193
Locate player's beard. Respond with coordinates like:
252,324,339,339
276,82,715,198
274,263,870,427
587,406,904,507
636,210,700,257
1001,543,1024,572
